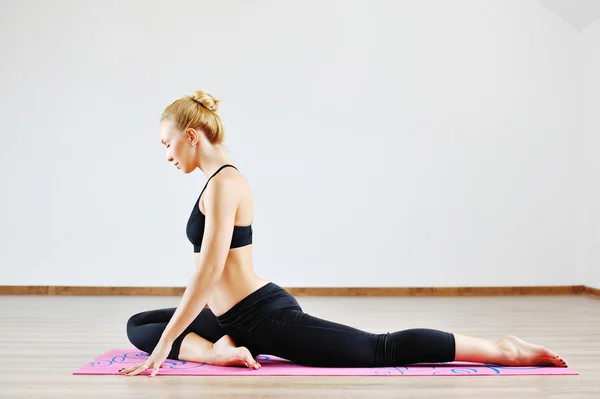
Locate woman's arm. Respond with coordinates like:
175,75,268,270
160,176,240,344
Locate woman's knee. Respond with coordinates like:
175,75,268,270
125,312,147,349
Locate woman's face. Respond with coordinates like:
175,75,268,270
160,119,196,173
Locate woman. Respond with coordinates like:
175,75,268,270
121,90,567,377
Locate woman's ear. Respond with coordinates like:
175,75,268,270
186,128,199,148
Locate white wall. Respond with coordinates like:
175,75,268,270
581,20,600,290
0,0,584,288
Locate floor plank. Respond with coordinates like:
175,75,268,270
0,294,598,398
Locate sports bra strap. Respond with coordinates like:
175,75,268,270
199,164,238,197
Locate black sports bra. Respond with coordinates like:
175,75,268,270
186,164,253,253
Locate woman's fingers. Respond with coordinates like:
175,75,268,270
150,365,160,377
119,363,143,374
119,361,164,376
119,362,150,376
127,363,151,376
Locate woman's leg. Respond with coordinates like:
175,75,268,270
244,309,453,367
247,309,567,367
126,307,260,368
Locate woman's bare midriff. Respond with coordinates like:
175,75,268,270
196,246,270,317
197,171,268,317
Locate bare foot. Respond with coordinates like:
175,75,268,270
497,335,567,367
209,336,261,370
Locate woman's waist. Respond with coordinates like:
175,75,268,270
208,273,271,317
214,281,301,331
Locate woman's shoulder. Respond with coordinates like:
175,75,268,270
204,166,250,199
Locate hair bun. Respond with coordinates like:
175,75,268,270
191,90,219,112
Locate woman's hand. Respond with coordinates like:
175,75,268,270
120,339,173,377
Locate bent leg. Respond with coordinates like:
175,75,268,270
125,307,261,368
126,307,226,360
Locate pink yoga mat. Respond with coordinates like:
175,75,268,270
73,349,578,376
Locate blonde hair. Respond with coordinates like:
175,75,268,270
161,90,225,145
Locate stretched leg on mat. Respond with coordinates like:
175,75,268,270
246,309,567,368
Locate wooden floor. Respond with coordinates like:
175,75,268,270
0,294,599,399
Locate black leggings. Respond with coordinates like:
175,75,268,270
126,283,456,367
